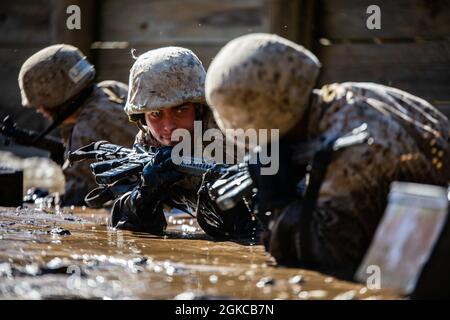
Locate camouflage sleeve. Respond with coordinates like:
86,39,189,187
61,158,97,206
269,116,447,277
267,154,384,278
61,118,104,206
62,102,133,206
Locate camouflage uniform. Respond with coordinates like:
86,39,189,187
205,33,450,277
18,45,137,206
110,47,254,239
60,80,137,205
267,82,450,277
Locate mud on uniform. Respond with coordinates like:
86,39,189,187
18,45,138,206
204,33,450,276
268,82,450,277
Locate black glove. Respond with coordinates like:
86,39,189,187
110,187,167,234
141,147,182,195
247,141,302,214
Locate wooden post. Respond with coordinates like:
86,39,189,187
266,0,316,49
50,0,96,60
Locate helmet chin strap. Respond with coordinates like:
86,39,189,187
136,119,148,133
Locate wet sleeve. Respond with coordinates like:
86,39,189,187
62,101,134,206
268,197,370,278
61,108,106,206
267,145,387,278
110,186,167,234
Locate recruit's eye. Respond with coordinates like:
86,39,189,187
148,110,162,120
175,104,190,114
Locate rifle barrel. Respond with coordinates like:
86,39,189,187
1,116,65,165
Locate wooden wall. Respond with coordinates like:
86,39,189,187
1,0,449,149
0,0,95,134
314,0,450,119
0,0,52,132
94,0,269,83
94,0,450,118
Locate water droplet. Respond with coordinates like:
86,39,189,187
209,274,218,284
289,275,304,285
166,266,175,276
256,277,275,288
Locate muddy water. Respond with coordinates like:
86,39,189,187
0,206,399,300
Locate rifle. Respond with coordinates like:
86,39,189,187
209,123,373,215
68,140,250,208
1,115,65,165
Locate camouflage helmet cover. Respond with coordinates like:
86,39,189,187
125,46,206,118
18,44,95,109
205,33,321,138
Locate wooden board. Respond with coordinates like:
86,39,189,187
319,0,450,39
94,42,225,84
266,0,316,48
0,47,51,132
98,0,266,43
50,0,96,60
95,0,269,89
0,0,51,45
317,41,450,118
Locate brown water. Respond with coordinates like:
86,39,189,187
0,205,399,300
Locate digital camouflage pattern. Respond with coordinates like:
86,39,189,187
206,33,321,139
112,46,255,239
61,80,137,205
125,47,206,118
19,44,95,109
204,33,450,275
268,82,450,277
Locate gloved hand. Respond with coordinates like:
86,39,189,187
141,147,182,194
247,141,302,214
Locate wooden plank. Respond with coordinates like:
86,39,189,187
0,0,51,45
98,0,266,43
317,41,450,118
319,0,450,39
94,42,224,84
93,47,135,84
